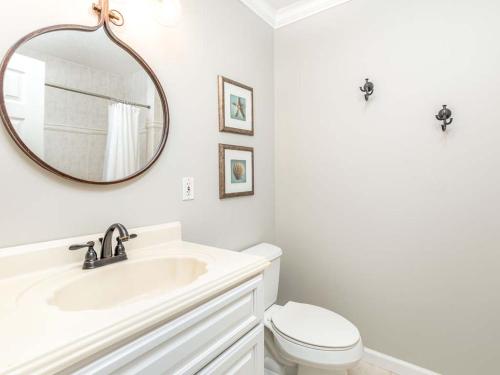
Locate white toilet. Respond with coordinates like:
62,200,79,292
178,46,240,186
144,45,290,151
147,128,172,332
243,243,363,375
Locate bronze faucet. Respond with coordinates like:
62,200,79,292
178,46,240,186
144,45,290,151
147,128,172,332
69,223,137,269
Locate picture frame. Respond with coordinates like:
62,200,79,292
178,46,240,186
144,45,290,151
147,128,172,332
219,144,254,199
218,76,254,136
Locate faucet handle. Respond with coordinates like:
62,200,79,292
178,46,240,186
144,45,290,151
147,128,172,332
69,241,95,251
69,241,98,269
119,233,138,242
114,234,137,257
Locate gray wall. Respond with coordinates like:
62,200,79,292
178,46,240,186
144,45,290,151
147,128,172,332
275,0,500,374
0,0,275,249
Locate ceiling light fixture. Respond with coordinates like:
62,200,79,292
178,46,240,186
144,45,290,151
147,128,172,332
155,0,182,27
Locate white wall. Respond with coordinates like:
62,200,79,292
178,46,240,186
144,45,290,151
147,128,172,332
0,0,275,249
275,0,500,374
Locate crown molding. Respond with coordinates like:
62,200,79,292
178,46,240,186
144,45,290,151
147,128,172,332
239,0,276,27
275,0,353,28
240,0,353,29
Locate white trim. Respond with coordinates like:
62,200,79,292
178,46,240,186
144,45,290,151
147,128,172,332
239,0,276,27
275,0,354,28
44,123,106,136
146,121,163,130
44,122,160,136
239,0,354,29
364,348,442,375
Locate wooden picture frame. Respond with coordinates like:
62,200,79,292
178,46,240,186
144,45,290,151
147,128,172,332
219,144,254,199
218,76,254,136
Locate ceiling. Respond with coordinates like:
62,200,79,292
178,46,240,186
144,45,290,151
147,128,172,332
266,0,300,8
18,28,143,77
240,0,353,29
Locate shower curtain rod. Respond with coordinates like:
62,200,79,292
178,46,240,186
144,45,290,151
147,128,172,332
45,83,151,110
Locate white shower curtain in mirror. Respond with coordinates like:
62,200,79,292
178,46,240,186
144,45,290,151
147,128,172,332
103,103,140,181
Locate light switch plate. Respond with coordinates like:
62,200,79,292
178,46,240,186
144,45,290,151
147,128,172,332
182,177,194,201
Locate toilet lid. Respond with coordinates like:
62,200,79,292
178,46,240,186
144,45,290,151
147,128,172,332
271,302,360,349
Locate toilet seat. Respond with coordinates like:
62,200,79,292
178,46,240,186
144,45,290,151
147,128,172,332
271,302,361,350
265,302,363,370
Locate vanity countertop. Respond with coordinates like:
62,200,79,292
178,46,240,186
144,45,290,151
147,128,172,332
0,222,269,375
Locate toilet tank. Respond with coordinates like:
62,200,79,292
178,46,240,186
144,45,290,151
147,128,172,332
243,243,282,309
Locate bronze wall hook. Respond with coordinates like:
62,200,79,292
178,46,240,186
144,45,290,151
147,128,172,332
435,105,453,132
360,78,374,101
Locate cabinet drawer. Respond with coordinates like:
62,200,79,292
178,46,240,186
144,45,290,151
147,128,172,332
74,276,264,375
198,324,264,375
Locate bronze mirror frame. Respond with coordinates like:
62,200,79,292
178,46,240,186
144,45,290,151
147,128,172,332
0,0,170,185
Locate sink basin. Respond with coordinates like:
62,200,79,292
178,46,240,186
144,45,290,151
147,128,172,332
49,257,208,311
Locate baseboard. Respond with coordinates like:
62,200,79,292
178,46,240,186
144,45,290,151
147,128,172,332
364,348,441,375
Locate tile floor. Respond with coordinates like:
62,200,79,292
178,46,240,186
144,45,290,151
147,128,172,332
348,361,399,375
265,359,400,375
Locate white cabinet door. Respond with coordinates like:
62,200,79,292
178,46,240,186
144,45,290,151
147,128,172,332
4,53,45,156
72,276,264,375
198,324,264,375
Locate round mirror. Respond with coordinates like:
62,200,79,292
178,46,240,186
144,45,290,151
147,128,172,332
0,25,169,184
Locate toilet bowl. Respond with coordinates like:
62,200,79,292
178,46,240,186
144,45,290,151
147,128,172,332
243,244,363,375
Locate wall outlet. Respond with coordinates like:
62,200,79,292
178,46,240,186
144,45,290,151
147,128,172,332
182,177,194,201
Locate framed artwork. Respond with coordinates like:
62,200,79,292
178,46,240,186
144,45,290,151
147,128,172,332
218,76,254,136
219,144,254,199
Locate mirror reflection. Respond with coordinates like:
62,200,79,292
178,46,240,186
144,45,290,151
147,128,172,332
3,29,165,182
